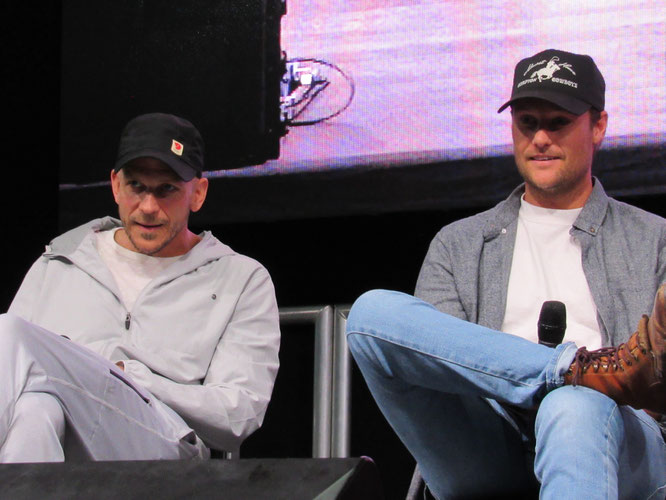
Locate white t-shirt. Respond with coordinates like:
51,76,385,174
96,229,180,310
501,196,602,350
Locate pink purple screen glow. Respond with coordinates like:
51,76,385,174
216,1,665,177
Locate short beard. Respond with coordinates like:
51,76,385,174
522,168,589,197
125,219,184,256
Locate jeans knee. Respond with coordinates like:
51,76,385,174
536,386,621,443
348,289,391,323
539,386,618,419
347,289,412,335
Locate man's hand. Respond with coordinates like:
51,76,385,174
115,361,125,371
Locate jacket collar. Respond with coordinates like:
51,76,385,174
572,179,610,236
482,177,609,240
482,184,524,241
45,217,122,256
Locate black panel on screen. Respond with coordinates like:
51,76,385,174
60,0,286,184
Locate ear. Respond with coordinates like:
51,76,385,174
592,110,608,149
110,169,121,204
189,177,209,213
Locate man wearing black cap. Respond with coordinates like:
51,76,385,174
110,113,210,258
3,113,280,462
346,50,666,498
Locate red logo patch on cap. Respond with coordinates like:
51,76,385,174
171,140,184,156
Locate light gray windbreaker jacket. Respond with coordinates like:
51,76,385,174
9,217,280,454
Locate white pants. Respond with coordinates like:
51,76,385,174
0,313,203,462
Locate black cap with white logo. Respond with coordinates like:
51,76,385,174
498,49,605,115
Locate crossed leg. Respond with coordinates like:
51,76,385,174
0,313,202,462
346,290,666,499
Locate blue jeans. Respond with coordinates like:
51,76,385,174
346,290,666,500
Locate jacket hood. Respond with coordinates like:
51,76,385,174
46,217,236,273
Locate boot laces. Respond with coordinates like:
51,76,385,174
569,343,644,385
569,316,651,385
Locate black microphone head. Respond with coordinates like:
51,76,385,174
538,300,567,347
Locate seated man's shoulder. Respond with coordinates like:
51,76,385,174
433,203,505,244
603,198,666,251
198,233,273,279
48,217,121,255
607,197,666,229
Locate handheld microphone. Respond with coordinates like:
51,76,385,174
538,301,566,348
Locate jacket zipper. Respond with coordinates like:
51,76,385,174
125,312,131,330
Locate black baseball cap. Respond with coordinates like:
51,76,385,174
498,49,605,115
114,113,204,181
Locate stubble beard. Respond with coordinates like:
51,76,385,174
125,218,183,256
518,160,592,202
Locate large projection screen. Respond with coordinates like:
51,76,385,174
60,1,665,228
221,0,665,177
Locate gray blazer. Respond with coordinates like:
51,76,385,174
415,179,666,347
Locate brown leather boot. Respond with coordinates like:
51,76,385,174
564,284,666,414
